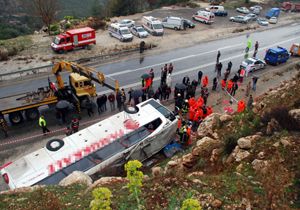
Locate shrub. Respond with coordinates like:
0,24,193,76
88,19,106,30
262,107,300,131
0,47,9,61
65,23,72,29
64,16,74,21
223,134,239,156
50,24,60,32
125,160,144,209
90,187,112,210
181,198,202,210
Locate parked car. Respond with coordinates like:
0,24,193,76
240,58,266,74
119,19,135,28
183,19,195,28
236,7,250,14
264,46,290,65
162,16,184,30
250,5,263,11
252,8,261,15
206,5,228,16
257,18,269,26
266,8,280,19
246,13,257,21
130,26,148,38
229,15,251,24
192,10,215,24
108,23,133,42
269,17,278,24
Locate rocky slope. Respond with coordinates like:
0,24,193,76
0,70,299,209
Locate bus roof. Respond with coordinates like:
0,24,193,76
2,99,167,188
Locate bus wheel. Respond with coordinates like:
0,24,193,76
9,112,23,125
46,139,65,151
25,108,39,121
124,105,139,114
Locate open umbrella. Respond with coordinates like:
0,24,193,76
141,73,150,80
56,100,72,109
131,89,144,98
175,83,186,91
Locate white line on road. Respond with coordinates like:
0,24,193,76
98,36,299,95
107,43,244,77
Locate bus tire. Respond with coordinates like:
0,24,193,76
46,139,65,152
124,105,139,114
25,108,39,121
9,112,23,125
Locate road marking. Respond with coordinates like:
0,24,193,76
107,43,244,77
98,36,299,95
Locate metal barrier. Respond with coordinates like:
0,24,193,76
0,47,141,81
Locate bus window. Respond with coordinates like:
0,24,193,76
93,141,125,160
36,171,67,185
63,157,96,175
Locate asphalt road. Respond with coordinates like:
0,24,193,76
0,22,300,99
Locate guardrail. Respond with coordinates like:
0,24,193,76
0,47,141,81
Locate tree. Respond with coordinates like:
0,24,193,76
91,0,104,18
32,0,58,34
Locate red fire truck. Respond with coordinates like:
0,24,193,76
51,27,96,53
281,2,300,12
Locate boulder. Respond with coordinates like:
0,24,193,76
289,109,300,123
197,113,220,139
188,171,204,177
252,159,269,174
192,138,222,157
219,114,232,123
182,153,196,168
211,199,223,208
87,177,127,192
236,163,243,173
167,160,178,168
59,171,92,187
280,137,292,147
196,136,215,146
257,151,265,159
210,148,222,162
235,149,251,162
237,137,252,150
151,167,163,177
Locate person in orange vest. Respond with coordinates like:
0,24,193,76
188,97,196,108
237,100,246,113
202,75,209,87
206,106,213,116
221,78,227,90
196,96,204,107
194,108,203,122
239,68,246,83
227,80,234,94
187,126,192,145
189,106,196,121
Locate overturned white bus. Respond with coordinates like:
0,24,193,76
0,99,177,189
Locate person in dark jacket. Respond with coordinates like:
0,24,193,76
227,61,232,73
212,77,218,91
85,98,94,117
0,115,8,138
108,92,115,111
102,94,107,111
165,86,171,100
182,75,190,86
217,50,221,64
168,63,174,74
216,62,223,78
198,70,203,85
96,95,103,115
71,116,79,133
116,91,122,111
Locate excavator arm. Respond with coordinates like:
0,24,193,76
52,61,119,91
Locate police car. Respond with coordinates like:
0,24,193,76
240,58,266,74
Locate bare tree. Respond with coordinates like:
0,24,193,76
32,0,58,34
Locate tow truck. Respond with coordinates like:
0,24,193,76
0,61,119,125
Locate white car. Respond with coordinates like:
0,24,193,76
269,17,278,24
130,26,149,38
236,7,250,14
240,58,266,74
250,5,263,11
119,19,135,28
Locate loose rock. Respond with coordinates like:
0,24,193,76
237,137,252,150
59,171,92,187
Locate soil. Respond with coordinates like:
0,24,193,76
1,5,300,74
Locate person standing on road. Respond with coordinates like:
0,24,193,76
166,73,172,88
168,63,174,74
39,115,50,135
85,98,94,117
227,61,232,73
252,76,259,91
198,70,203,85
247,95,254,110
216,50,221,64
96,95,103,115
116,91,122,111
182,75,190,86
71,116,79,133
253,41,259,58
102,94,107,111
108,92,115,111
0,115,8,138
149,68,154,81
212,77,218,91
217,62,223,78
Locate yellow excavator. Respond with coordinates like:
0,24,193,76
51,61,119,113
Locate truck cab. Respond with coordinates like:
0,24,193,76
290,43,300,56
264,46,290,65
51,34,72,53
69,73,97,98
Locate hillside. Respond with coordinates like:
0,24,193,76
0,64,299,209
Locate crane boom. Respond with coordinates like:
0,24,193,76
52,61,119,91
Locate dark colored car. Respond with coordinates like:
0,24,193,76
183,19,195,28
214,10,228,16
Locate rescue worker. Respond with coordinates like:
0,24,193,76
239,68,246,83
237,100,246,113
179,124,188,145
0,115,8,138
71,116,79,133
221,79,227,90
181,99,189,116
231,82,238,96
202,75,209,87
39,115,50,135
175,93,184,111
227,80,234,94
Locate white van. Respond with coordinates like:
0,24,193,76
162,16,184,30
192,10,215,24
206,5,225,13
108,23,133,42
142,16,164,36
